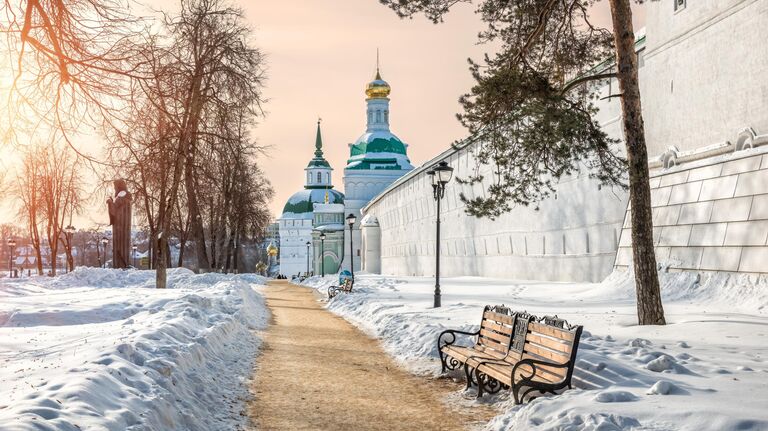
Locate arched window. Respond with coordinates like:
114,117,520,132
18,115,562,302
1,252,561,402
384,110,389,123
317,172,322,183
376,111,381,123
326,172,330,183
307,172,311,183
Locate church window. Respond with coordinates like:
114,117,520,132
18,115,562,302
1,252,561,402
326,172,330,183
308,172,311,183
317,172,322,183
376,111,381,123
368,111,372,122
384,110,389,123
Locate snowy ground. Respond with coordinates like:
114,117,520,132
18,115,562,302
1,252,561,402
0,268,268,431
303,270,768,431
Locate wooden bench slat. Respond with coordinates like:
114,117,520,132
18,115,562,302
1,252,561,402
523,341,571,362
478,361,561,386
528,321,576,342
478,337,510,355
520,353,567,379
525,333,573,353
443,345,506,363
482,321,514,335
484,311,514,325
479,328,512,345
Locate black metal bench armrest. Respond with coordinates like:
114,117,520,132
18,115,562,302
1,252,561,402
511,358,570,385
437,328,479,350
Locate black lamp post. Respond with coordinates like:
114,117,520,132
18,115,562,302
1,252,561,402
427,161,454,308
319,232,326,277
305,241,311,276
8,238,16,278
101,237,109,268
346,213,356,280
65,225,76,273
132,245,138,268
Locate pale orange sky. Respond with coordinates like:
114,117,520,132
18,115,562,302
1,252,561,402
0,0,644,227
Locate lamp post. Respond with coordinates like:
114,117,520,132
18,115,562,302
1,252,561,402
319,232,326,277
305,241,311,276
427,161,454,308
7,238,16,278
65,225,76,273
346,213,356,280
101,237,109,268
132,245,138,269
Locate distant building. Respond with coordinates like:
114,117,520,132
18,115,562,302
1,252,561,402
341,68,414,273
278,122,345,277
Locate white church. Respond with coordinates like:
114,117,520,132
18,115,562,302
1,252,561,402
278,68,413,277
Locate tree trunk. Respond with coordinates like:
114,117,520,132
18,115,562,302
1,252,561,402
178,239,185,268
609,0,666,325
156,235,168,289
185,162,210,271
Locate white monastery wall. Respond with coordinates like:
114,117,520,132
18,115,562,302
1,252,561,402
278,218,313,277
641,0,768,157
616,147,768,274
363,146,628,282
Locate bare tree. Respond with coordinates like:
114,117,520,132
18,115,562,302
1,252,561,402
15,144,45,274
1,0,143,152
38,142,83,275
165,0,266,272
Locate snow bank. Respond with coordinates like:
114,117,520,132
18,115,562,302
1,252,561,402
0,268,268,431
302,271,768,430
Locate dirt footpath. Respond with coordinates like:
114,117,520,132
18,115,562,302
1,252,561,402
248,280,493,430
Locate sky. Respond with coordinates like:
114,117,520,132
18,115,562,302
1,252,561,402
0,0,644,227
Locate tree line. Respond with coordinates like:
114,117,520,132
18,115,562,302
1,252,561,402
2,0,273,286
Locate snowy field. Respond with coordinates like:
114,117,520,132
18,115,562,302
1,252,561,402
303,270,768,431
0,268,268,431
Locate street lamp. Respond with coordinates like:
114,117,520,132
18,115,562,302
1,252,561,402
101,237,109,268
7,238,16,278
65,225,76,273
132,245,138,269
319,232,326,277
428,160,454,308
346,213,356,280
305,241,311,276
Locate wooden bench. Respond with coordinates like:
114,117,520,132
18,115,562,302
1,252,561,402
328,278,353,299
438,306,583,404
437,306,531,388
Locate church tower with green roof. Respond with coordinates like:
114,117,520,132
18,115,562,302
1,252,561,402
342,66,414,273
278,121,345,277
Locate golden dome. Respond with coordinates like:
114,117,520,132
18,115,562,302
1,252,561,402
365,70,391,99
266,242,278,256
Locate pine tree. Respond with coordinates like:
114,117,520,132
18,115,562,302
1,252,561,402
379,0,665,325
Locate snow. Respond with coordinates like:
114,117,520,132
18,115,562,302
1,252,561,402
302,269,768,430
0,267,268,430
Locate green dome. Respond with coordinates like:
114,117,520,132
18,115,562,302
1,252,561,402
346,131,413,171
282,189,345,218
